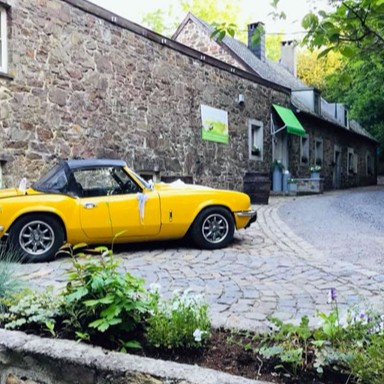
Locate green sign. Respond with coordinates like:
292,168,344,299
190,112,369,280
201,105,229,144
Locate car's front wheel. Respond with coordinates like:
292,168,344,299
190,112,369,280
191,207,235,249
9,214,65,263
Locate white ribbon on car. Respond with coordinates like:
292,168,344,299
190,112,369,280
18,178,27,193
137,192,148,223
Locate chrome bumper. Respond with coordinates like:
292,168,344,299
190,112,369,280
235,210,257,228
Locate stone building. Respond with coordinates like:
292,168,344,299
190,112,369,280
0,0,377,192
173,13,378,190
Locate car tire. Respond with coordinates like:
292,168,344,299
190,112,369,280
9,214,65,263
191,207,235,249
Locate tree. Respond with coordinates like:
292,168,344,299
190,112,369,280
301,0,384,155
302,0,384,63
296,48,343,90
142,0,281,60
141,0,242,38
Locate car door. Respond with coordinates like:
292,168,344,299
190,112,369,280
73,168,113,240
79,196,113,240
106,168,161,238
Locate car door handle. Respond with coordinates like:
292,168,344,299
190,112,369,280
83,202,97,209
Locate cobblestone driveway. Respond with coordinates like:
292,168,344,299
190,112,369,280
14,191,384,331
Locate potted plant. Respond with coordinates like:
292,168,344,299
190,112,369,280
251,145,261,156
310,165,321,179
288,178,298,193
272,159,284,171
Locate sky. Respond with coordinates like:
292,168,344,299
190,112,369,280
87,0,331,39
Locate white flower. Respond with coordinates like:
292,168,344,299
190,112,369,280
193,328,203,342
148,283,161,293
172,299,180,311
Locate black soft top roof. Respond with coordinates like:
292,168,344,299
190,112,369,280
65,159,127,170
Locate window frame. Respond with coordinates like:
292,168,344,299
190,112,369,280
248,119,264,161
347,147,357,175
314,138,323,167
300,135,309,165
0,5,8,73
366,152,373,176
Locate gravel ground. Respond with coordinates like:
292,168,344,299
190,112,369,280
277,185,384,271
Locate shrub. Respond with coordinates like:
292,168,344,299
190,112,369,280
146,288,211,349
62,248,154,349
352,333,384,384
0,247,24,312
250,289,383,380
0,288,63,335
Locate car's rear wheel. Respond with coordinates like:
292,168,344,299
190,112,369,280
9,214,64,263
191,207,235,249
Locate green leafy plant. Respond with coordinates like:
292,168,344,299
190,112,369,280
242,288,384,380
352,333,384,384
146,288,211,349
256,315,312,376
0,247,24,312
272,160,284,171
62,247,153,349
0,288,63,334
310,165,321,173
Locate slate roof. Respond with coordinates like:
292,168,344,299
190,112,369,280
173,13,377,143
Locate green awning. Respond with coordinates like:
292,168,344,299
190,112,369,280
272,104,306,137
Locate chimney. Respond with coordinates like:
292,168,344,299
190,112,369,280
248,22,265,61
280,40,297,77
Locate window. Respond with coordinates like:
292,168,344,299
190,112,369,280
73,167,140,197
348,148,357,174
248,119,263,160
314,138,323,167
0,6,8,73
300,135,309,164
366,153,374,176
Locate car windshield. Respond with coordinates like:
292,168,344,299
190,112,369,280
130,169,152,189
32,163,69,193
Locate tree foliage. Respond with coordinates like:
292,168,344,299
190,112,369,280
142,0,242,38
296,48,343,90
301,0,384,155
302,0,384,63
142,0,281,60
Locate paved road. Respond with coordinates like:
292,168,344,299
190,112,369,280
13,187,384,331
278,185,384,270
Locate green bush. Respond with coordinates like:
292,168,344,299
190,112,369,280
352,333,384,384
146,288,210,349
0,288,63,335
251,289,383,380
62,248,154,349
0,247,24,312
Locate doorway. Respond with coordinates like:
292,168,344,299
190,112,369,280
333,146,342,189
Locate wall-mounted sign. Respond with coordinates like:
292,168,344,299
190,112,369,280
201,105,229,144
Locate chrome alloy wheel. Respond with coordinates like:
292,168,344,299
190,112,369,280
201,213,229,244
19,220,55,256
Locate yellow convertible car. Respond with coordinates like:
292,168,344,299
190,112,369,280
0,159,257,262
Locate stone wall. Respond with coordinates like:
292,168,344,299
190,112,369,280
0,0,290,191
288,113,377,189
174,19,247,71
0,329,262,384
